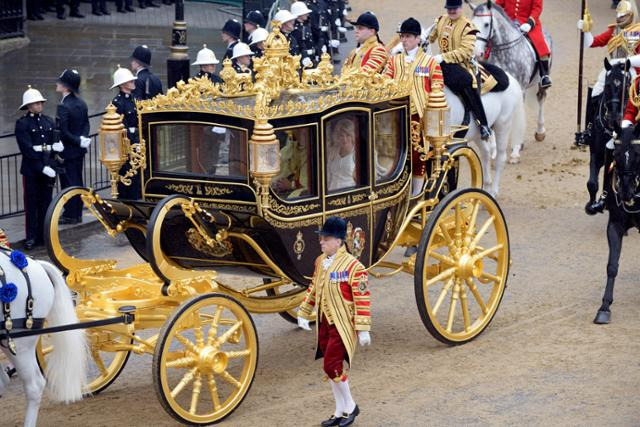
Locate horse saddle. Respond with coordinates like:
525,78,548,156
479,61,510,94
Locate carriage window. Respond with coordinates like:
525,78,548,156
375,109,404,183
324,112,368,193
152,123,248,180
271,126,315,199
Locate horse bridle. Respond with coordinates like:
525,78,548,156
474,7,526,53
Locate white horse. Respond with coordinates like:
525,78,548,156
470,1,553,153
0,252,87,427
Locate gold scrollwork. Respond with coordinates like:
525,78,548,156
268,198,320,216
263,213,323,229
166,183,195,195
203,186,233,197
186,227,233,258
378,170,410,197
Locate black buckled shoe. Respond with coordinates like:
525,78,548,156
338,405,359,427
321,415,344,427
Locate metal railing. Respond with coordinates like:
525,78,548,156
0,112,110,219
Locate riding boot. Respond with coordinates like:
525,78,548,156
539,59,552,89
460,87,492,141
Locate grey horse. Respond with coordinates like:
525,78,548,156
469,1,553,155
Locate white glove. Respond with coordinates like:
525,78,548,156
329,39,340,48
42,166,56,178
338,26,347,33
302,57,313,68
212,126,227,134
335,18,341,26
80,136,91,149
321,45,327,53
342,8,348,16
297,316,311,331
52,141,64,152
622,119,633,128
577,19,584,30
358,331,371,346
321,25,328,32
434,54,444,64
306,48,315,55
33,145,43,152
519,23,531,33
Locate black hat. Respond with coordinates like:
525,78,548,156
222,19,242,39
348,11,379,32
397,17,421,36
244,10,265,28
57,69,81,93
131,45,152,67
316,217,347,240
445,0,463,9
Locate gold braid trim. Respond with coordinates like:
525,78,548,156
630,78,640,122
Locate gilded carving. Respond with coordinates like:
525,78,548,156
293,231,306,260
186,227,233,258
345,222,367,259
268,197,320,216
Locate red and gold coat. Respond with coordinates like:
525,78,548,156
623,75,640,124
298,245,371,365
343,34,389,74
496,0,551,57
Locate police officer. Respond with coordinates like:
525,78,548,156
291,1,321,68
115,0,135,13
15,87,64,250
273,10,301,56
56,69,90,225
308,0,336,60
221,19,242,60
57,0,84,19
249,27,269,57
130,45,163,100
231,43,255,78
111,67,142,200
243,10,265,44
91,0,110,16
192,45,223,84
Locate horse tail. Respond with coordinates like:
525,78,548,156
38,260,87,403
508,75,527,162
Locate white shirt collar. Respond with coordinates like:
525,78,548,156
62,92,71,102
322,253,337,270
405,46,420,63
135,68,147,76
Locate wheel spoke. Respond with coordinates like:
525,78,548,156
438,222,455,250
166,356,196,369
174,333,198,354
428,249,456,266
469,215,495,251
426,266,456,287
207,373,222,412
206,305,225,346
225,349,251,359
193,310,204,348
220,370,242,389
91,349,109,378
171,367,198,398
466,278,488,315
479,271,500,283
475,244,503,260
432,277,455,315
446,281,461,333
455,203,462,244
190,372,202,415
464,200,480,241
213,321,243,348
460,288,471,332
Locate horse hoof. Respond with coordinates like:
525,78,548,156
593,310,611,324
509,155,520,164
535,132,546,142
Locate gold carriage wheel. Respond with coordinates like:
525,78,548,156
414,188,509,345
448,146,484,191
153,293,258,425
36,330,133,395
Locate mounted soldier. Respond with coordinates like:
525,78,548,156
343,11,389,74
385,17,445,196
495,0,552,88
430,0,496,141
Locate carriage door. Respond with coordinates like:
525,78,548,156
321,109,374,267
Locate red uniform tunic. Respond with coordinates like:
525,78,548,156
496,0,551,58
623,76,640,124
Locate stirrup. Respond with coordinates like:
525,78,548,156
540,75,552,89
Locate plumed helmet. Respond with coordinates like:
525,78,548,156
249,27,269,45
20,86,47,110
111,66,137,89
397,17,421,36
131,45,152,67
222,19,242,39
244,10,265,27
290,1,313,18
316,217,347,240
57,69,81,93
273,9,296,25
348,11,379,32
192,44,219,65
445,0,463,9
231,42,254,59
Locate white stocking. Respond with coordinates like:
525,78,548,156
330,381,346,417
337,379,356,414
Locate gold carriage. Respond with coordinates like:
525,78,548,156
41,24,510,425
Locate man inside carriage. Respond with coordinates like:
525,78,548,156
494,0,552,88
429,0,497,141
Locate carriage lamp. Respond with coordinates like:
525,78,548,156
422,82,451,174
249,117,280,215
99,103,131,198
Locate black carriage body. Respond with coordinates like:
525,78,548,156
103,94,412,286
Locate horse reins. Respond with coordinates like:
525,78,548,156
474,10,527,55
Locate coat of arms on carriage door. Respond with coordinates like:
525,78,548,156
345,221,366,259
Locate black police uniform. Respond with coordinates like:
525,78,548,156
196,71,223,84
242,10,265,44
91,0,109,15
115,0,134,12
232,61,255,80
14,112,58,247
133,68,163,101
222,19,242,60
292,19,323,65
224,40,239,61
308,0,332,58
112,92,142,200
57,92,89,223
285,31,301,56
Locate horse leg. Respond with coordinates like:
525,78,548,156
534,87,547,141
594,220,625,324
9,337,46,427
490,126,509,198
476,137,493,191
